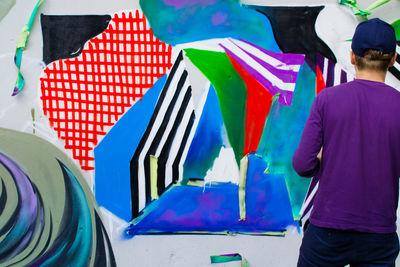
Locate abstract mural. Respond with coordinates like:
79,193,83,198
1,0,400,264
93,3,398,235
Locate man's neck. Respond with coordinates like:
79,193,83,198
355,69,386,83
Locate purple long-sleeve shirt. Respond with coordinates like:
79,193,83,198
293,79,400,233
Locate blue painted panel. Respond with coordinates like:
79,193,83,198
94,75,167,221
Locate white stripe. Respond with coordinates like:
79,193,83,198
347,71,354,82
229,38,301,72
322,57,329,84
155,78,190,157
177,83,211,182
394,61,400,71
165,94,195,185
222,40,296,92
137,61,185,210
299,182,319,216
334,64,341,86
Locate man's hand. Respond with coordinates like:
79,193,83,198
317,147,323,162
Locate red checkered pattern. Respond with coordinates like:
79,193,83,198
40,10,172,171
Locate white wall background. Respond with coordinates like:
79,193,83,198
0,0,400,266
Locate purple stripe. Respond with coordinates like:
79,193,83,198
306,176,320,199
238,38,305,66
220,253,241,257
242,49,301,83
277,91,293,106
0,153,38,219
326,59,335,88
316,54,324,72
301,198,314,219
221,44,295,106
0,152,39,255
300,177,320,219
340,70,347,84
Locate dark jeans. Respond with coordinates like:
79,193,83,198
298,222,399,267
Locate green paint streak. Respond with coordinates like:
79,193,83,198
13,0,44,96
338,0,370,19
31,108,35,134
210,254,248,267
184,49,247,165
150,155,159,199
365,0,391,12
256,64,316,219
211,255,242,264
339,0,393,19
239,155,248,221
392,19,400,42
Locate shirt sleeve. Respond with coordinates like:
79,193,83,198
292,92,324,177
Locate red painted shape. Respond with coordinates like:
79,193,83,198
316,65,326,95
227,54,273,156
40,10,172,170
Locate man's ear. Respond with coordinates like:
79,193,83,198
350,51,356,65
389,53,397,67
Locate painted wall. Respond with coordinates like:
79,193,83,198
0,0,399,266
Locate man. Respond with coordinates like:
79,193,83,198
293,18,400,266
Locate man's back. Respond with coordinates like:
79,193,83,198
309,79,400,233
294,18,400,266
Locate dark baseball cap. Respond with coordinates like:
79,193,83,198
351,18,396,57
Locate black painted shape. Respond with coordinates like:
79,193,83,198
93,212,117,267
41,14,111,65
130,52,184,219
0,180,7,220
157,87,192,196
388,52,400,81
249,6,336,70
172,111,195,184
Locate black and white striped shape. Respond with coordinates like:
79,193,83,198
388,44,400,81
316,54,354,88
130,51,196,219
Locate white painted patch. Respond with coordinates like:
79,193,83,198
204,147,240,184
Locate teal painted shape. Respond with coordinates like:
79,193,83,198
42,163,92,266
140,0,280,51
257,63,316,219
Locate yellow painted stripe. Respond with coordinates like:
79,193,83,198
150,155,159,199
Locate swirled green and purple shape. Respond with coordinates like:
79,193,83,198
0,128,115,266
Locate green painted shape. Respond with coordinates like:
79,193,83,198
392,19,400,42
184,48,247,165
338,0,370,19
257,63,316,219
365,0,391,12
210,255,241,263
